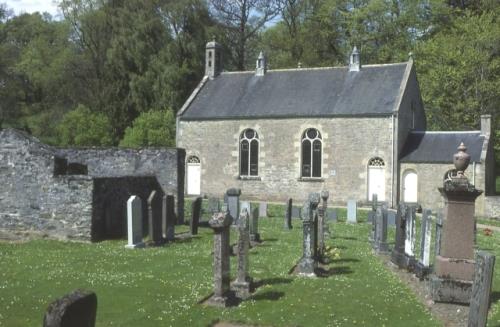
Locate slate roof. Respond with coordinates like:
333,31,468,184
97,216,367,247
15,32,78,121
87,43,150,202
399,131,485,163
180,63,409,120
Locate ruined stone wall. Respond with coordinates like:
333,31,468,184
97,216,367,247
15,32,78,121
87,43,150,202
58,147,185,222
177,116,394,206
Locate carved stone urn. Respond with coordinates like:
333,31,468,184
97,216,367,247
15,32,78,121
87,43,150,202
453,142,470,177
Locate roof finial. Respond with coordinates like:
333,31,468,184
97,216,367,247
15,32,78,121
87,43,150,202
297,62,302,68
349,46,360,72
256,51,267,76
408,52,414,61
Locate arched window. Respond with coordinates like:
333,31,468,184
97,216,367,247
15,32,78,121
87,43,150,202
368,157,385,201
301,128,322,178
240,129,259,176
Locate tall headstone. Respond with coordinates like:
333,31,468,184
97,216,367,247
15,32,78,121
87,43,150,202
369,194,377,243
284,198,293,230
207,197,220,215
317,205,326,260
190,197,202,235
226,188,241,225
297,193,320,276
231,209,252,299
125,196,144,249
321,190,330,237
430,143,483,304
374,205,389,253
415,209,433,279
404,205,417,270
347,200,357,223
164,195,176,242
391,203,407,268
206,212,234,307
148,190,163,245
43,289,97,327
387,209,396,226
250,207,261,243
468,251,496,327
258,202,267,218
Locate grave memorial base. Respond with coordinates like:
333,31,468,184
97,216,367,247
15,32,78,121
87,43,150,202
231,278,253,299
414,262,432,280
204,291,238,308
429,275,472,304
391,250,407,269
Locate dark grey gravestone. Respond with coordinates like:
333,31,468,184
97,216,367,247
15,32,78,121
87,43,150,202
207,197,220,215
148,190,163,245
231,209,252,299
435,212,443,256
321,190,330,237
317,206,326,260
250,207,260,243
297,193,320,276
284,198,293,230
291,206,301,219
258,202,267,218
404,205,417,270
328,209,338,222
415,209,433,279
190,197,202,235
164,195,175,241
206,212,234,307
125,196,144,249
43,289,97,327
391,203,407,268
387,209,396,226
226,188,241,225
347,200,357,223
374,206,389,253
468,251,495,327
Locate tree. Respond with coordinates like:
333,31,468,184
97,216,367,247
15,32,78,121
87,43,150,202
57,104,114,146
119,110,176,147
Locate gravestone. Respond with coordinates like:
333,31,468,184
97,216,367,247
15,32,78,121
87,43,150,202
367,211,375,224
387,209,396,226
206,212,234,307
291,207,301,219
347,200,357,223
147,190,163,245
415,209,433,279
430,143,483,304
317,204,326,261
125,196,144,249
328,209,338,222
404,205,417,270
226,188,241,225
207,197,220,215
43,289,97,327
250,207,261,243
391,203,407,268
468,251,496,327
164,195,176,242
369,195,377,243
258,202,267,218
190,197,202,235
231,209,252,299
435,211,443,256
374,206,389,253
371,194,378,211
284,198,293,230
321,190,330,237
297,193,321,276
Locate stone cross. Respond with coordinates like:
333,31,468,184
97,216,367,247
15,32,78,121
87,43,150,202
206,211,234,307
258,202,267,218
390,203,407,267
125,196,144,249
250,207,260,243
207,197,220,215
147,190,163,245
404,205,416,269
374,205,389,253
347,200,357,223
468,251,496,327
164,195,176,242
226,188,241,225
43,289,97,327
321,190,330,237
284,198,293,230
297,193,320,276
415,209,433,279
231,209,252,299
190,197,203,235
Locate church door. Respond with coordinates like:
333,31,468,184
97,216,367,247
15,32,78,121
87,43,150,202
403,171,418,203
187,156,201,195
368,158,385,201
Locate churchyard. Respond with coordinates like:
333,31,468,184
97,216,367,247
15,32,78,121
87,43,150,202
1,198,499,327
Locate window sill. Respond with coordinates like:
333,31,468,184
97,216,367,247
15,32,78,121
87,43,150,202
298,177,325,182
238,176,261,181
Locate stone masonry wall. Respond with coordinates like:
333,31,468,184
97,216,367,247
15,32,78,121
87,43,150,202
177,117,394,206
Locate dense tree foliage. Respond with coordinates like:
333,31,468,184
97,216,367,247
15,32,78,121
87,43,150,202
0,0,498,163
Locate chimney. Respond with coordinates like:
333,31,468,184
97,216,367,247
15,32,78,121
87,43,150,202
255,51,267,76
480,114,491,136
349,46,360,72
205,39,222,79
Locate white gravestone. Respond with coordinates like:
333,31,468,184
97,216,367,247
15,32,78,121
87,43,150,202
125,196,145,249
347,200,357,223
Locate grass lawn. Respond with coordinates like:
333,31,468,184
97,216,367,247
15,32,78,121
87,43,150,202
1,204,499,326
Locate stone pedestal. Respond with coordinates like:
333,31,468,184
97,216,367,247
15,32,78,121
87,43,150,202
430,144,482,304
297,193,320,277
231,209,252,299
206,212,234,307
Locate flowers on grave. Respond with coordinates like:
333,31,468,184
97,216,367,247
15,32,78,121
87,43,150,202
483,228,493,236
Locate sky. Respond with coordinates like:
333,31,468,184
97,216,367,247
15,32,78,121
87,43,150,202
4,0,61,18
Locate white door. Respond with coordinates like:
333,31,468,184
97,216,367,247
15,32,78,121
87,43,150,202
403,171,418,203
187,156,201,195
368,167,385,201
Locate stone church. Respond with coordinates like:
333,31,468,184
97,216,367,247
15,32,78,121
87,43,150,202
176,41,497,216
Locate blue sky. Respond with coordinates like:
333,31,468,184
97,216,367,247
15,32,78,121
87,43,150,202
4,0,60,17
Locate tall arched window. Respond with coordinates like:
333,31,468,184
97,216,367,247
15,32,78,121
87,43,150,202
301,128,322,178
240,129,259,176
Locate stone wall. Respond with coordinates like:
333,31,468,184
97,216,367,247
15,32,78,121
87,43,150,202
177,116,394,206
58,147,185,222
